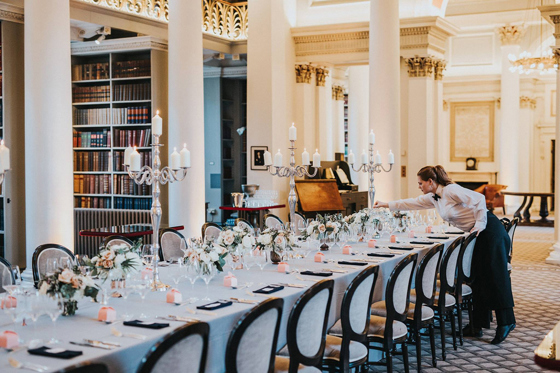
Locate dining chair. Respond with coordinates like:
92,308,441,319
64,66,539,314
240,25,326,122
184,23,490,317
137,322,209,373
264,214,284,230
102,235,134,249
371,245,443,371
366,253,417,373
32,244,76,285
201,222,222,242
289,212,307,235
225,298,284,373
275,279,334,373
55,362,109,373
454,232,478,345
506,217,519,272
325,265,379,372
0,256,15,292
235,218,254,231
159,228,187,262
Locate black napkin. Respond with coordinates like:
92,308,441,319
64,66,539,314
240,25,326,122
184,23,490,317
338,261,368,266
410,241,435,245
388,246,415,251
427,236,450,240
197,300,233,310
28,346,83,359
367,253,395,258
253,285,284,294
445,231,464,235
123,320,169,329
300,270,333,277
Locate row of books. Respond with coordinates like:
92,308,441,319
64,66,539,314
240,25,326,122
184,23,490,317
74,130,111,148
113,175,151,196
113,83,151,102
113,60,151,78
72,86,110,103
74,174,111,195
72,62,110,81
75,197,111,209
113,106,151,124
73,108,111,125
114,197,152,210
74,151,110,172
113,129,151,148
114,150,151,172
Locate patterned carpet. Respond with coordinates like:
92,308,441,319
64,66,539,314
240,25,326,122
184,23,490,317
368,225,560,372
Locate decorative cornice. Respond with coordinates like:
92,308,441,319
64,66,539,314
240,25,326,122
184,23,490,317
71,37,168,55
315,67,329,87
204,66,247,78
293,30,369,57
497,25,523,46
554,48,560,66
0,9,23,23
550,14,560,25
405,56,444,78
520,96,537,109
295,64,315,84
332,85,345,100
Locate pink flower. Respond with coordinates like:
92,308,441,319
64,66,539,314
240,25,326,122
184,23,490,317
58,268,74,284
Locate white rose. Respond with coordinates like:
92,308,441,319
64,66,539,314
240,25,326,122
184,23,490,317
258,234,272,245
306,225,314,235
102,250,115,261
275,235,285,246
114,254,126,268
91,256,99,263
209,251,219,262
242,235,253,248
200,252,210,263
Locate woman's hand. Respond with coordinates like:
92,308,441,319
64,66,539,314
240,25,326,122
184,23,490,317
470,227,481,236
373,201,389,208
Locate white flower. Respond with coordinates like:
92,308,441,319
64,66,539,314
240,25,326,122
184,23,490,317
114,254,126,269
91,256,99,264
242,235,254,248
258,234,272,246
275,235,285,246
200,252,211,263
209,251,219,262
318,224,326,233
222,230,235,246
306,225,314,235
38,281,49,295
101,249,115,261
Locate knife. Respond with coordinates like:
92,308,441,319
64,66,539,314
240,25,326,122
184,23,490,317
84,339,121,347
70,341,115,350
230,297,259,304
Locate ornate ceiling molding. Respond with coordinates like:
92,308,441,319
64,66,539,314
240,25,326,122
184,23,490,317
315,67,329,87
295,64,316,84
404,56,447,79
497,25,523,46
292,28,369,57
332,85,345,100
71,36,168,55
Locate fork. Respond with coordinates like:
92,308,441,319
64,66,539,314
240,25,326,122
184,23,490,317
8,358,48,372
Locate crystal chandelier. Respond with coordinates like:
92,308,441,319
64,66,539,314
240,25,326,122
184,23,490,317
508,49,558,75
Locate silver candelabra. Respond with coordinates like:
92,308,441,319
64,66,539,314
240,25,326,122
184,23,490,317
125,133,189,291
350,144,393,209
267,140,318,236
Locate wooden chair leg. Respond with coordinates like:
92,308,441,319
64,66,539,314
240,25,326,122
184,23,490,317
457,303,464,346
429,323,437,367
467,299,474,335
386,349,393,373
402,342,410,373
439,311,446,361
450,310,457,351
415,328,422,373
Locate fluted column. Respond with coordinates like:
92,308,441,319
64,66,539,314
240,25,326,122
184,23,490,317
294,64,316,157
316,67,333,161
370,0,400,201
348,66,369,190
24,0,73,265
168,0,205,238
498,25,522,208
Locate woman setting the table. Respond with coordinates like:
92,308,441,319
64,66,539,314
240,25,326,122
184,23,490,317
374,165,515,344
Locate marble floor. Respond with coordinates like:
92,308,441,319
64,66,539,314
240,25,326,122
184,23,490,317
369,225,560,372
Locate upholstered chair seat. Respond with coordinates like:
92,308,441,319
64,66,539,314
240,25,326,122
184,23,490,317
410,289,456,308
434,280,472,297
370,301,435,322
273,357,321,373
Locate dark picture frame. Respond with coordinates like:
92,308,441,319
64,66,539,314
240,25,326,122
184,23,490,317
251,146,268,170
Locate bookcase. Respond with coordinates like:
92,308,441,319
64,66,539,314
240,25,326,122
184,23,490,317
71,37,168,212
344,93,349,159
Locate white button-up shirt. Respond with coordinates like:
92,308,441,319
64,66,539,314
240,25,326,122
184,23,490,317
388,183,487,232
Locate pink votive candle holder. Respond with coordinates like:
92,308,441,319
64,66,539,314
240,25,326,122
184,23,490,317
368,239,377,248
98,306,117,322
166,289,183,304
314,252,325,263
390,235,397,243
0,331,19,349
342,245,352,255
223,272,238,287
277,262,290,273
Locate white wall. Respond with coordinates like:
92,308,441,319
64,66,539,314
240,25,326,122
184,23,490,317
204,78,223,223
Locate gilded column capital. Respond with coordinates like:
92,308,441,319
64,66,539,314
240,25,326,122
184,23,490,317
405,56,441,78
497,25,523,46
295,64,315,84
520,96,536,109
553,48,560,67
315,67,330,87
332,85,345,100
434,59,447,80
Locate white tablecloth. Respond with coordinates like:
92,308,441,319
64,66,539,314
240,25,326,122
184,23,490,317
0,232,459,373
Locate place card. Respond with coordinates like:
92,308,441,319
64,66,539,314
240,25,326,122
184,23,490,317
253,284,284,294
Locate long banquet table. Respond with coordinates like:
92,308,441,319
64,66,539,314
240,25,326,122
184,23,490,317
0,231,461,373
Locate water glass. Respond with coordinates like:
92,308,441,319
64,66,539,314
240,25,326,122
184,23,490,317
46,258,59,277
28,291,45,348
185,260,200,302
254,249,269,271
59,257,72,270
44,293,64,344
199,263,216,301
142,245,156,266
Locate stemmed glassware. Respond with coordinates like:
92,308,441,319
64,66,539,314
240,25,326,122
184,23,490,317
2,266,22,295
254,249,269,270
28,291,45,348
167,258,184,286
2,292,25,344
185,260,200,302
129,273,150,319
142,245,156,266
44,293,64,344
199,263,216,301
46,258,58,277
59,257,72,270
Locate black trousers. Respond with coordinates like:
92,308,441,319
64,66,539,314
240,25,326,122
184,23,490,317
472,306,516,329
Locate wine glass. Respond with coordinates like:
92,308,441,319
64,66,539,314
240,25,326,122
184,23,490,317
142,245,156,266
168,259,184,286
59,257,72,270
129,273,149,319
185,260,200,302
44,293,64,344
2,266,19,295
243,249,257,270
254,249,269,271
28,291,45,348
46,258,58,277
199,262,216,301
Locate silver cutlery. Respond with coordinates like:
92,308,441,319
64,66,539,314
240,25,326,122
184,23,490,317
84,339,121,347
110,327,147,340
156,315,199,322
69,341,115,350
8,358,48,372
230,297,259,304
277,283,306,288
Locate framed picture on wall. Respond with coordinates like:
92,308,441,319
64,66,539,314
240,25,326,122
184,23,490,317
450,101,495,162
251,146,268,170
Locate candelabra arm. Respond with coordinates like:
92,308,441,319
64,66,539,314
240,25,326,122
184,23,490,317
378,164,394,173
160,167,188,184
351,163,367,173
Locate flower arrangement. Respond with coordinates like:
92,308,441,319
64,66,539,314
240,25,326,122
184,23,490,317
185,239,228,272
38,267,99,316
256,227,296,254
86,242,143,280
216,226,256,254
301,214,341,240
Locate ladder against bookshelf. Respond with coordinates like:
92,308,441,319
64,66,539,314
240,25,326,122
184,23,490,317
71,37,168,212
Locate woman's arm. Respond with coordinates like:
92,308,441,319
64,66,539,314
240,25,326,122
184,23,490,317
446,184,487,231
377,194,435,211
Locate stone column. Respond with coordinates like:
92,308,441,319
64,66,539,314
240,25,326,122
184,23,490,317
518,96,536,192
370,0,400,201
294,64,316,158
348,65,369,190
332,85,345,155
167,0,205,238
498,25,522,209
24,0,73,265
316,67,333,161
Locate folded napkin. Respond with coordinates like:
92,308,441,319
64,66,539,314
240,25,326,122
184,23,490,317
28,346,83,359
253,284,284,294
388,246,415,251
123,320,169,329
445,231,464,235
367,253,395,258
300,270,333,277
409,241,435,245
197,300,233,310
337,261,368,266
427,236,450,240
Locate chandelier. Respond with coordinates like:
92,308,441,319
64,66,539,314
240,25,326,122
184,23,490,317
508,49,557,75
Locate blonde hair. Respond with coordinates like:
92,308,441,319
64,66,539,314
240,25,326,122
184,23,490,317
417,165,453,186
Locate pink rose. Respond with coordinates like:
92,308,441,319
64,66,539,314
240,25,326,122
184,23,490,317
58,268,74,284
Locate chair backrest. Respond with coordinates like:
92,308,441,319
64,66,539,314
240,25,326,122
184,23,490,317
263,214,283,230
102,235,133,249
137,322,209,373
412,244,444,321
437,236,463,307
201,222,222,242
384,253,417,339
0,256,14,293
507,217,519,258
32,244,75,284
57,362,109,373
235,218,254,231
159,229,187,262
458,232,478,285
285,279,334,371
338,266,379,366
289,212,307,235
225,298,284,373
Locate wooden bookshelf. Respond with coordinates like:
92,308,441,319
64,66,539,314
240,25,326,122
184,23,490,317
71,38,168,211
